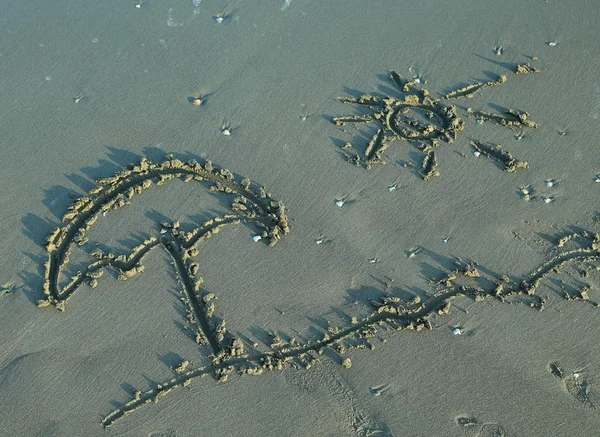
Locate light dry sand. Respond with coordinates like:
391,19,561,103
1,0,600,435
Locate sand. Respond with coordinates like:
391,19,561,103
1,0,600,436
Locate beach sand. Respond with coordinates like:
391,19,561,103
1,0,600,435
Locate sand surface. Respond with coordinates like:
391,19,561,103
1,0,600,436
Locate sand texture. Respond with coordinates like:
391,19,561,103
2,0,600,436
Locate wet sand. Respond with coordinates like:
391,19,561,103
1,0,600,436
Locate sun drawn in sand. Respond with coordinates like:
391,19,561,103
332,61,541,179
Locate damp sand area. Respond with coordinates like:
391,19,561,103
1,1,600,436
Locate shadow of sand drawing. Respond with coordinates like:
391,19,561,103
32,155,600,428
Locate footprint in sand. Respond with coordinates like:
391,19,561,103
548,362,598,410
455,415,510,437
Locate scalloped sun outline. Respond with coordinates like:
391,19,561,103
332,64,540,180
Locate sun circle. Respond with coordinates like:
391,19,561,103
388,102,452,141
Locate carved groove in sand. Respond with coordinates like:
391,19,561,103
333,62,540,178
98,225,598,426
38,158,599,427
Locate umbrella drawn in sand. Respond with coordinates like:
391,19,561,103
40,157,287,359
38,155,295,426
